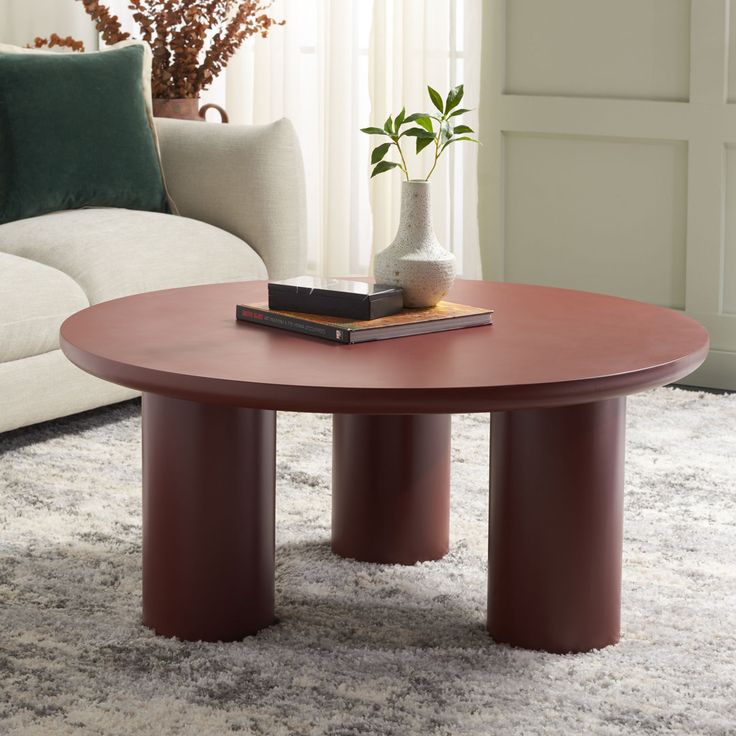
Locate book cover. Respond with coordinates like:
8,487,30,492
236,301,492,344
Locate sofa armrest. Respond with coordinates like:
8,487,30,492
154,117,307,280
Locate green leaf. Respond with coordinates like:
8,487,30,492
370,142,392,164
403,127,435,139
427,85,444,113
405,112,441,128
394,107,406,130
440,136,480,153
413,115,434,133
371,160,400,178
439,121,452,145
452,124,474,135
361,126,387,135
447,107,471,119
384,115,393,134
445,84,464,113
416,136,435,155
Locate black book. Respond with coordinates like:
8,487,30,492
268,276,404,320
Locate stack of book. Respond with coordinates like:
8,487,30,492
236,276,492,344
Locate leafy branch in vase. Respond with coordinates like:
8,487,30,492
361,84,479,181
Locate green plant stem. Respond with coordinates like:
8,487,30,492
394,139,410,180
425,132,442,181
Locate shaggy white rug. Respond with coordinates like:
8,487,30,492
0,387,734,736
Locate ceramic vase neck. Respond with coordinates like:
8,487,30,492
397,180,435,243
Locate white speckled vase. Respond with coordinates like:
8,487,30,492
374,180,456,308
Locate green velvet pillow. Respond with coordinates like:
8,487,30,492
0,44,169,225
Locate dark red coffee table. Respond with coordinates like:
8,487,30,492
60,279,708,653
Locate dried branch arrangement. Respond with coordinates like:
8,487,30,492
28,34,86,52
31,1,283,99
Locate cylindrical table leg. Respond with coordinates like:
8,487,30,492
488,397,625,653
332,414,451,564
142,393,276,641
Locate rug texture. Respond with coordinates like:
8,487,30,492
0,387,734,736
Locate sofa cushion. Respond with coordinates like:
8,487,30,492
0,252,88,361
0,43,169,225
0,208,268,305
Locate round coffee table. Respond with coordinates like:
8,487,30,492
60,279,708,652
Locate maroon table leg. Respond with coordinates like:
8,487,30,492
142,393,276,642
332,414,451,564
488,397,625,654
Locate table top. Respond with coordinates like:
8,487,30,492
60,279,709,413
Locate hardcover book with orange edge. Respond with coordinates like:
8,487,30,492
236,301,493,343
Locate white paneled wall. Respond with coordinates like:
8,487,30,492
724,146,736,314
479,0,736,390
505,0,691,101
504,134,688,308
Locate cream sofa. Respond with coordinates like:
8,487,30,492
0,117,307,434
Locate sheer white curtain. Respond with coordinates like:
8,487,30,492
207,0,483,279
0,0,99,49
4,0,483,279
368,0,483,279
208,0,375,278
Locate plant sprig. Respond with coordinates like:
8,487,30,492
361,84,479,181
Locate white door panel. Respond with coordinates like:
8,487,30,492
504,133,687,308
506,0,691,101
723,146,736,314
480,0,736,389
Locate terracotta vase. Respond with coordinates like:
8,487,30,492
373,180,456,308
152,97,229,123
